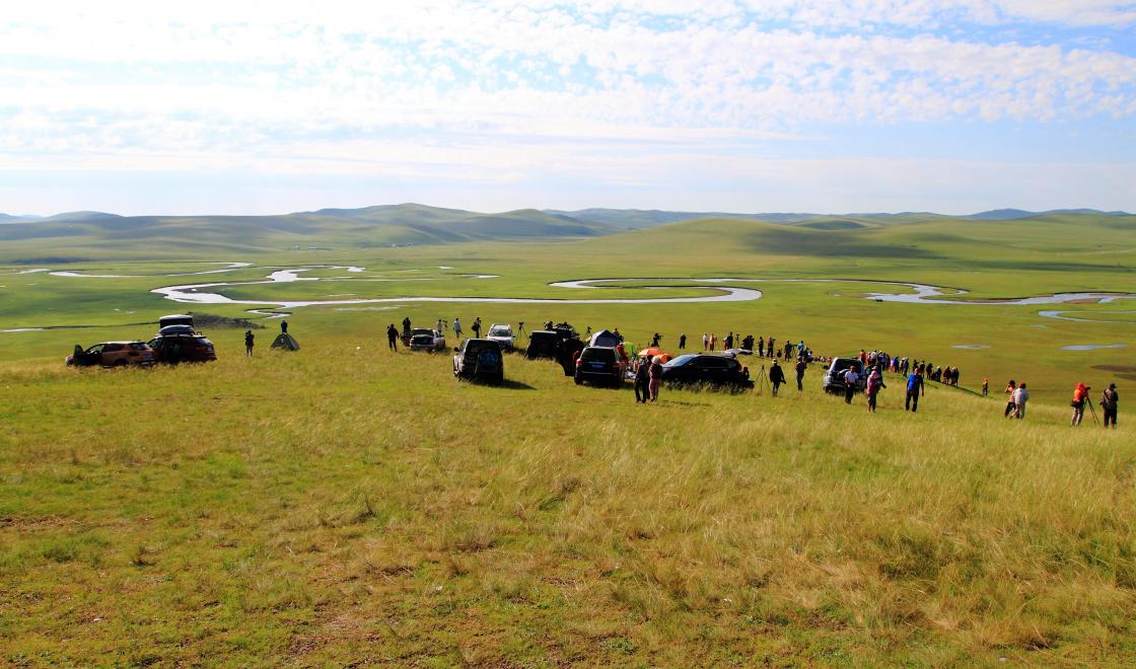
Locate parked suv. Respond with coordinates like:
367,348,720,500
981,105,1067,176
67,341,154,368
486,323,515,350
148,332,217,364
660,354,753,389
574,346,625,387
526,330,561,359
453,339,504,384
408,328,446,352
822,358,865,393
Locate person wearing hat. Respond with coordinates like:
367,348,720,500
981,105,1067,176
1101,383,1120,428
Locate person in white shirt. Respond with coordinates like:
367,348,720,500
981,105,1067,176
1012,383,1030,419
842,367,860,404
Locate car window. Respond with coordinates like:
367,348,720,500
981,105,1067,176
87,344,104,354
580,348,615,362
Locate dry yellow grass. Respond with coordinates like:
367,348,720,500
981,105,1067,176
1,340,1133,667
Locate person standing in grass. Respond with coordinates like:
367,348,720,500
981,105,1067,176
402,316,411,337
866,366,886,413
709,333,716,351
905,367,924,412
758,336,765,357
1101,383,1119,428
386,323,399,351
794,357,807,392
1012,383,1030,419
982,377,989,396
244,329,255,357
842,366,860,404
634,357,650,404
648,356,663,402
678,333,687,350
769,360,786,396
472,317,481,338
453,317,463,341
1071,383,1091,426
1004,380,1018,417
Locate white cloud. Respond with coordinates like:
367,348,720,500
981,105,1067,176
0,1,1133,212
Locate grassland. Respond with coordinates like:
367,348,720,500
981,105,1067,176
2,346,1134,667
1,211,1134,665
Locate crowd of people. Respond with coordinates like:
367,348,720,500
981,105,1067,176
376,315,1120,427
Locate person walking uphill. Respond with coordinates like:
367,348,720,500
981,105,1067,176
244,330,255,357
905,367,924,412
634,358,651,404
794,357,807,392
1071,383,1091,426
866,366,886,413
1101,383,1119,428
1012,383,1030,419
769,360,786,396
386,323,399,351
842,366,860,404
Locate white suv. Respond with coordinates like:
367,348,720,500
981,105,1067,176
486,324,515,350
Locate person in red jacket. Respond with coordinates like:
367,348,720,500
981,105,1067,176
1071,383,1091,426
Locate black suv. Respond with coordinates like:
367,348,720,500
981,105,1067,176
660,354,753,389
822,358,865,393
453,339,504,384
574,346,625,387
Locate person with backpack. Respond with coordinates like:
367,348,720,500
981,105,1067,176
866,366,886,413
1071,383,1091,426
794,357,807,392
386,324,399,351
842,366,860,404
1004,380,1018,418
769,360,786,396
905,367,924,412
1101,383,1119,428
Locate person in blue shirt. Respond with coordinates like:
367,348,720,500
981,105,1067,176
905,368,925,412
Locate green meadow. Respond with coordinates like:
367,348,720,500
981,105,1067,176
2,211,1135,665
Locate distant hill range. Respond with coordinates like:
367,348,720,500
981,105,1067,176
0,204,1130,256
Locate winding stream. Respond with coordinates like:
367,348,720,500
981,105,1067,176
13,263,1136,323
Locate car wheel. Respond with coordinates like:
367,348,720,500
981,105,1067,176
574,376,583,385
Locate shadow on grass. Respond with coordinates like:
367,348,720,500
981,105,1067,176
460,378,535,390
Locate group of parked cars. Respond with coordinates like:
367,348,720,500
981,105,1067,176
66,314,217,368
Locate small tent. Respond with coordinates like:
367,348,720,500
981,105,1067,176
589,329,620,348
271,333,300,351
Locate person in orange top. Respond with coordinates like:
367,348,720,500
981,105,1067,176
1071,382,1091,426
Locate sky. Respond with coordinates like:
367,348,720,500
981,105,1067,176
1,0,1134,216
